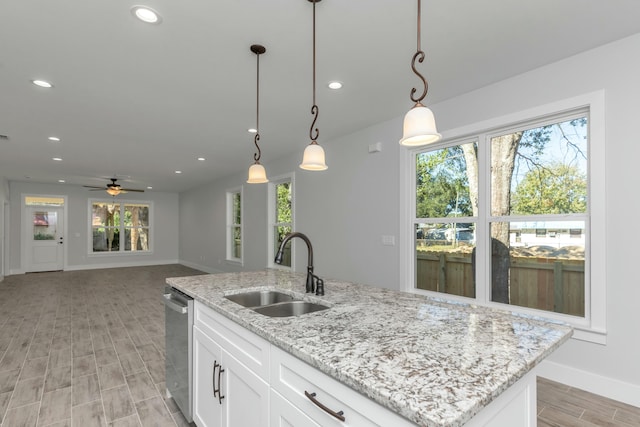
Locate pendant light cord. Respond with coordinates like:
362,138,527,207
410,0,428,104
309,0,319,143
253,47,263,162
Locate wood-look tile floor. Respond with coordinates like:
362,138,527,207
0,265,203,427
537,377,640,427
1,265,639,427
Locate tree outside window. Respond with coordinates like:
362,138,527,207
274,181,292,267
92,201,150,252
414,113,588,317
227,190,242,262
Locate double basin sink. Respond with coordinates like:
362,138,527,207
225,290,329,317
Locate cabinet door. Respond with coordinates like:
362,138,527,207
224,352,270,427
271,389,320,427
193,326,223,427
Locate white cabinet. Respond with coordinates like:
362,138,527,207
192,326,222,426
192,300,536,427
193,302,270,427
270,389,320,427
270,346,415,427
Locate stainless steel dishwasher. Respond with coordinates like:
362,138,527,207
164,286,194,422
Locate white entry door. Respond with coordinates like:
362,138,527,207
26,206,64,272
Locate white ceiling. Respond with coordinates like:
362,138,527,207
2,0,640,193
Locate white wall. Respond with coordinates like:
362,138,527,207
9,181,179,272
179,33,640,403
0,177,7,280
179,117,402,288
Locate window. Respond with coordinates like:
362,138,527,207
488,114,588,316
26,196,64,207
91,201,150,253
414,141,477,298
226,188,242,262
402,92,606,342
268,175,294,268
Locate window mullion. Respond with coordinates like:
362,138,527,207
475,133,490,304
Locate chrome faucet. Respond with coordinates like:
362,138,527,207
274,232,324,296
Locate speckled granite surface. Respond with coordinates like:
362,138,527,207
167,269,572,427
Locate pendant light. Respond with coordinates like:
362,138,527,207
300,0,328,171
247,44,269,183
399,0,441,147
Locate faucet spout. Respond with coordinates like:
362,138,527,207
275,232,322,295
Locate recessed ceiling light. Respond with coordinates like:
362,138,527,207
58,179,65,183
131,6,162,24
32,79,53,88
52,157,62,161
147,186,153,190
197,157,206,161
48,136,61,142
175,170,182,174
248,128,257,134
328,81,343,90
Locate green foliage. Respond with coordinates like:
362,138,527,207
275,182,292,245
511,163,587,214
276,182,291,224
33,232,55,240
416,145,474,218
233,193,241,225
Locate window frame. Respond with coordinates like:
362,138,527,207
226,187,243,264
399,91,606,344
88,199,153,255
267,173,295,270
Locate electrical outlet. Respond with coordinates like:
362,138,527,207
382,235,395,246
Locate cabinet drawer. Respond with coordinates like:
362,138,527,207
271,346,415,427
194,301,270,381
270,389,320,427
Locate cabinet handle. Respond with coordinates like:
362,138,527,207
212,361,218,397
213,361,225,404
217,364,225,404
305,391,345,422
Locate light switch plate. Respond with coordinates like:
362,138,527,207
382,235,395,246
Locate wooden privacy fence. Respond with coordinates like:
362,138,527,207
416,252,585,316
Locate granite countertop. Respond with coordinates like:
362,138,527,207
167,269,572,427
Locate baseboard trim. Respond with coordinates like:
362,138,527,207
538,360,640,407
179,260,224,274
64,259,181,271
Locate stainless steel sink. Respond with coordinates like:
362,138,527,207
252,301,329,317
225,290,330,317
225,290,294,308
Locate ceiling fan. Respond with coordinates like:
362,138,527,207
83,178,144,196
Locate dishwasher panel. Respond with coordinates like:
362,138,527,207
164,286,194,422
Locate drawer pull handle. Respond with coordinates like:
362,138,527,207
305,391,346,422
213,361,225,404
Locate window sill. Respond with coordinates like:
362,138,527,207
88,251,153,257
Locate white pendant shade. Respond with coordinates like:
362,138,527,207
300,143,328,171
247,163,268,183
399,103,442,147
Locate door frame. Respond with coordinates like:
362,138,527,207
21,194,68,273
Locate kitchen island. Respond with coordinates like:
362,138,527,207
167,269,572,427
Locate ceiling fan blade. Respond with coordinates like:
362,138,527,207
121,188,145,193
